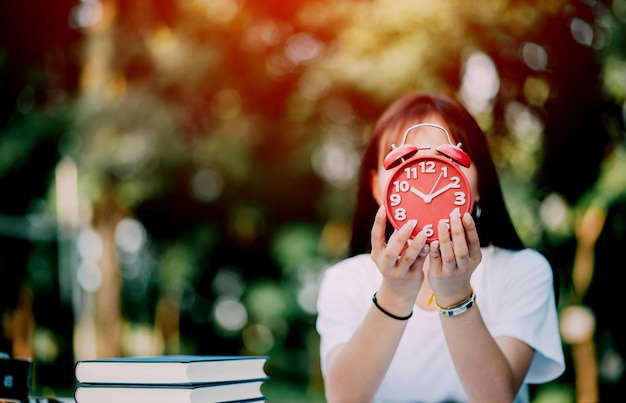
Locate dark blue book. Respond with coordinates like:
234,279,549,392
74,355,268,385
0,354,32,402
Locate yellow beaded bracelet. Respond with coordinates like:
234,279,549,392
428,289,476,317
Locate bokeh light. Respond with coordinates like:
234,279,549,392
241,20,283,54
213,298,248,332
243,324,274,354
211,89,242,120
521,42,549,72
460,52,499,114
570,17,595,47
76,228,103,261
115,218,146,254
3,1,626,400
539,192,572,237
191,168,225,203
285,33,324,65
311,135,360,189
69,0,104,31
212,266,245,298
77,260,102,292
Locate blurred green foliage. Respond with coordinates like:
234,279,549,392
1,0,626,401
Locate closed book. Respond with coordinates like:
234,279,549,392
74,380,267,403
0,356,32,401
74,355,268,385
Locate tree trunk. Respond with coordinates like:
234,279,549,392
92,193,126,358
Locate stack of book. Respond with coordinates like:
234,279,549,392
74,355,269,403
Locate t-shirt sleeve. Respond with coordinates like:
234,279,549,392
315,257,374,377
484,249,565,384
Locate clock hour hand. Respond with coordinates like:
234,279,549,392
429,181,460,200
410,187,430,202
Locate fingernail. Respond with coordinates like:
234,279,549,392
413,230,425,244
401,220,416,232
463,212,473,224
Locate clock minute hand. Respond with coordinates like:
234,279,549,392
429,181,460,200
427,172,443,198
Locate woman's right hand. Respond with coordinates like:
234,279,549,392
370,205,429,303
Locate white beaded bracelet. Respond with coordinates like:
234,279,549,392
429,290,476,317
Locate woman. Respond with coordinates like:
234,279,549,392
316,93,565,402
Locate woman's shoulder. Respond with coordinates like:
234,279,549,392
320,254,381,286
476,246,559,309
486,245,550,268
327,253,377,271
480,245,554,283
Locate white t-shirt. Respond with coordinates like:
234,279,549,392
316,245,565,403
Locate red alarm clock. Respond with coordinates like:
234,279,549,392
383,123,472,242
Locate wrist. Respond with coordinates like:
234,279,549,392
372,293,413,320
428,285,473,308
374,287,417,317
428,288,476,317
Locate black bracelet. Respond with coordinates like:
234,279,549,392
372,292,413,320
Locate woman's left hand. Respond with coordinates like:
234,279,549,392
428,211,482,307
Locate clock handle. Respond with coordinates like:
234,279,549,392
384,123,472,169
397,123,471,168
398,123,453,147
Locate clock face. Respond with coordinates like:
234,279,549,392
384,154,472,242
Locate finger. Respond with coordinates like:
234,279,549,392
437,219,456,269
370,205,388,256
385,219,418,263
463,212,482,260
429,240,442,273
371,206,418,269
401,228,429,269
449,212,470,268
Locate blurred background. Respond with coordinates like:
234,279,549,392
1,0,625,401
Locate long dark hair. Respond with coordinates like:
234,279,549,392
349,93,524,255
